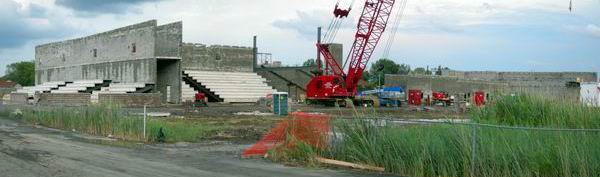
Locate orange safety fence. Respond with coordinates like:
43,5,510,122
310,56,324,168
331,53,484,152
241,112,331,158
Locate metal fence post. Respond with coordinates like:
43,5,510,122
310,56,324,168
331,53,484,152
470,124,477,177
143,105,147,141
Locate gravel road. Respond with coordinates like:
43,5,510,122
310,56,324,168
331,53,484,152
0,117,386,177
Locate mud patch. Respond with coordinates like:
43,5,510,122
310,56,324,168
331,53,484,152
0,147,52,163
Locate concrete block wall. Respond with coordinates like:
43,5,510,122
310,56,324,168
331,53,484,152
9,93,29,105
98,93,161,107
385,74,582,102
256,66,315,101
35,20,158,84
34,19,183,104
442,70,597,85
155,22,183,58
181,43,253,72
38,93,91,106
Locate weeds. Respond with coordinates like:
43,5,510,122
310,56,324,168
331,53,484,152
4,104,248,143
319,94,600,176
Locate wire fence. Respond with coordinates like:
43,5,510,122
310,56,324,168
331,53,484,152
329,115,600,177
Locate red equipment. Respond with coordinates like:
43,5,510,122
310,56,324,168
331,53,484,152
432,91,452,105
307,0,396,101
474,91,485,106
408,89,423,106
194,92,207,107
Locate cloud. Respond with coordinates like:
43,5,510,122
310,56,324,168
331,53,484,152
564,24,600,38
272,10,355,40
584,24,600,37
55,0,163,16
0,1,72,49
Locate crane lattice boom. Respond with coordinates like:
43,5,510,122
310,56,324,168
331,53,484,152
307,0,396,100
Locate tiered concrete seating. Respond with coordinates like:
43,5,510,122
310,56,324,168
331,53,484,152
184,70,276,103
52,80,104,93
91,82,149,103
181,81,196,102
14,81,67,97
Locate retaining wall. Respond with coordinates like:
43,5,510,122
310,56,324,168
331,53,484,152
9,93,29,105
98,93,161,107
38,93,91,106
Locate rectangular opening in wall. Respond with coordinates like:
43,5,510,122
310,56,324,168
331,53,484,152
131,43,136,53
157,59,181,104
92,49,97,58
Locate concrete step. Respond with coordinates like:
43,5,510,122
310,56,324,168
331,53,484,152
109,83,147,88
200,80,266,85
211,88,275,92
224,98,262,103
51,90,80,93
58,87,88,91
100,87,137,92
185,70,258,77
187,74,265,80
183,70,277,103
192,77,266,83
73,80,104,84
201,83,272,88
218,93,271,98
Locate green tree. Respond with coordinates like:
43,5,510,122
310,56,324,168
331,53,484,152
3,61,35,86
368,58,402,88
302,58,317,67
412,67,427,75
398,64,411,75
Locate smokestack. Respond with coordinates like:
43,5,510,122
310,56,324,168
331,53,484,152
316,27,322,71
253,35,257,72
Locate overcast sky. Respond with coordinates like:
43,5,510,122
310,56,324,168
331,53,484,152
1,0,599,76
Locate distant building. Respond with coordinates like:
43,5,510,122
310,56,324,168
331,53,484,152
0,80,20,89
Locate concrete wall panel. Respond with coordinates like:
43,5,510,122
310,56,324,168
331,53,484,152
182,43,253,72
155,22,183,58
36,59,156,84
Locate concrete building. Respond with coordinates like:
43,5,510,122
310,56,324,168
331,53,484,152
386,71,598,102
35,20,183,103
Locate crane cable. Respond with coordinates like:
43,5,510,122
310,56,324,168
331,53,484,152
322,0,355,44
382,0,408,59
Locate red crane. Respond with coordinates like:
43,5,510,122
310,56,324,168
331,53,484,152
307,0,396,102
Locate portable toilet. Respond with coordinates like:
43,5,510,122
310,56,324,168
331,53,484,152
272,92,289,116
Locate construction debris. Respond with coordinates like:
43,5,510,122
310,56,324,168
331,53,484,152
315,157,385,172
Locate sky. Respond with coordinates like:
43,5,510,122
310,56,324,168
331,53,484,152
0,0,599,77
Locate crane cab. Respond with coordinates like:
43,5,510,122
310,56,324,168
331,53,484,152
306,75,351,100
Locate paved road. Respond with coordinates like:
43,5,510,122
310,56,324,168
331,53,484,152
0,117,385,177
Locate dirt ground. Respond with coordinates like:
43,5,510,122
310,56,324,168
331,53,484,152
0,117,391,177
0,103,467,177
139,102,468,119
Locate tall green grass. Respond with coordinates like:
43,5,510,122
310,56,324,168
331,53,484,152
472,94,600,129
10,104,216,142
320,94,600,177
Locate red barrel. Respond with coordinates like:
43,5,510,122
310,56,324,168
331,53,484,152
408,90,423,106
